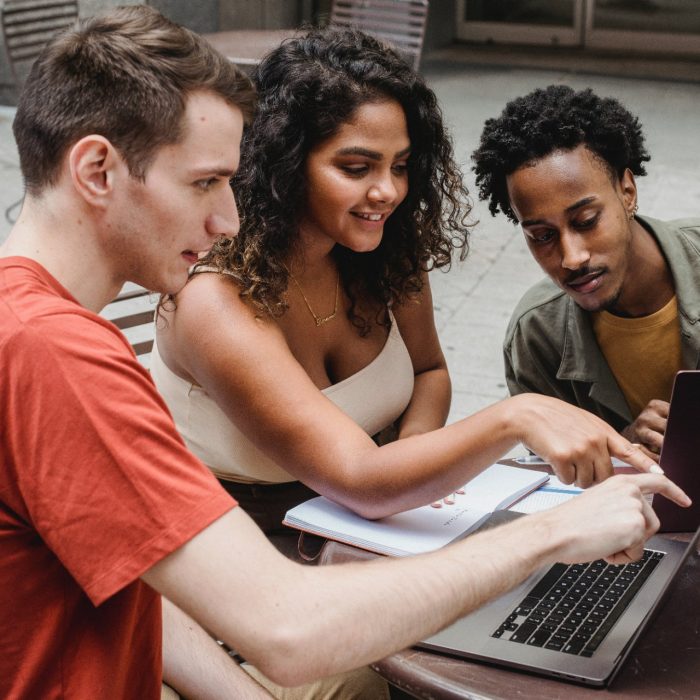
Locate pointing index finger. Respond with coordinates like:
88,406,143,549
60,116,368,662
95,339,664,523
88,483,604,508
633,472,691,508
610,438,663,474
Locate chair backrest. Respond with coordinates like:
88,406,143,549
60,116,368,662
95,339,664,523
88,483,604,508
100,283,158,370
1,0,79,87
329,0,429,71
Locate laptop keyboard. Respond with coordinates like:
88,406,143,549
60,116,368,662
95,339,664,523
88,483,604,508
492,549,664,657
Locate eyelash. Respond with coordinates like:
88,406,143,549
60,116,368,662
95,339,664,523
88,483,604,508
575,213,600,229
341,166,367,176
532,231,555,245
530,213,601,244
340,163,409,176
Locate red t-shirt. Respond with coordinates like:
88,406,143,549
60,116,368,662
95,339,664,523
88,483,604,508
0,258,236,699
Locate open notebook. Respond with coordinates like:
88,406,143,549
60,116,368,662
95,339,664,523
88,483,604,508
282,463,548,556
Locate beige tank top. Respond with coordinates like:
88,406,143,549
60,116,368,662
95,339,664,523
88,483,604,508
151,312,414,484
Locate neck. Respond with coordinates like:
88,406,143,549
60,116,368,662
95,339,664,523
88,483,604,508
290,225,337,279
609,218,675,317
1,194,123,312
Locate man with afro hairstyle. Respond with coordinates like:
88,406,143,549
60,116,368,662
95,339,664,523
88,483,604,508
473,85,700,460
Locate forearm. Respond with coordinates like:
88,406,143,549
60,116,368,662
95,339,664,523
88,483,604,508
397,367,451,438
216,512,557,685
322,395,525,517
162,597,273,699
149,472,684,688
147,508,558,688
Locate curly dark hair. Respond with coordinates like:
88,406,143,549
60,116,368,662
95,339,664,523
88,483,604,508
471,85,651,224
199,26,472,335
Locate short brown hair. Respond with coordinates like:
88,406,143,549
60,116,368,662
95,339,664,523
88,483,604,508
13,5,256,195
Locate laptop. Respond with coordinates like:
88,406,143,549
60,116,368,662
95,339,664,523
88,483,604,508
418,371,700,687
651,370,700,532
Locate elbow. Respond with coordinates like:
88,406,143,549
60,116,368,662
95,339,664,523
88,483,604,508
310,454,405,520
328,488,401,520
246,623,327,687
321,468,398,519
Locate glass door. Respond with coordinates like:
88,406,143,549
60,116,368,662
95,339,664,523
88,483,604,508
457,0,700,55
585,0,700,54
457,0,585,46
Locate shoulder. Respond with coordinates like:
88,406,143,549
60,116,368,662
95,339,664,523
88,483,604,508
6,300,134,367
643,215,700,247
160,268,287,380
504,277,569,347
169,269,279,334
672,218,700,251
178,269,247,313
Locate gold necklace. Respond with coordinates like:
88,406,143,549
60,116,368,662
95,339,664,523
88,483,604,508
288,270,340,326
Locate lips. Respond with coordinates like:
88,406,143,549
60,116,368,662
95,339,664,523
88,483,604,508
182,250,202,265
351,211,387,222
566,269,605,294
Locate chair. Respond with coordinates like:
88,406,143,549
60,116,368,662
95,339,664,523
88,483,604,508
100,283,159,369
329,0,430,71
1,0,79,90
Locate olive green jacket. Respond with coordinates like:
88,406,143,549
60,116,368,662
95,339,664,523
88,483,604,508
503,216,700,432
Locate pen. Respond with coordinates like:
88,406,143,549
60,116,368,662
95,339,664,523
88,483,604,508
516,454,548,464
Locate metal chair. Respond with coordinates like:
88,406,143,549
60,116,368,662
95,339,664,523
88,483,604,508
1,0,78,90
329,0,430,71
100,284,159,369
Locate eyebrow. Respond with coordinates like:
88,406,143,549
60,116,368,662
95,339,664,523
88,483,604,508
335,146,411,160
520,196,598,227
188,167,236,178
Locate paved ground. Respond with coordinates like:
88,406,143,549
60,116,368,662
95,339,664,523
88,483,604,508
1,62,699,430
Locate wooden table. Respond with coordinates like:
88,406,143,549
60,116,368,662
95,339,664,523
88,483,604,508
201,29,300,69
320,535,700,699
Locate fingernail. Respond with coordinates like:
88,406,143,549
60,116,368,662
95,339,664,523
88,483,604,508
649,463,664,475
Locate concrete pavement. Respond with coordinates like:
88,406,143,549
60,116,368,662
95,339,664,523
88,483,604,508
1,63,699,428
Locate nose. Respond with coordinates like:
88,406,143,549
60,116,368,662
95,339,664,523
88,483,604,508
560,230,590,270
367,170,399,205
206,189,240,238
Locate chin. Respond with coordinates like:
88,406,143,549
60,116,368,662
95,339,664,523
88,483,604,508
147,270,188,297
350,238,383,253
575,291,622,314
167,275,190,296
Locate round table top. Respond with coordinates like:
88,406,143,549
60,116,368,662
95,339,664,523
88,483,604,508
201,29,300,65
320,535,700,700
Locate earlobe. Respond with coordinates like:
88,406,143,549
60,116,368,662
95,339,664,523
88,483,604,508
69,135,122,207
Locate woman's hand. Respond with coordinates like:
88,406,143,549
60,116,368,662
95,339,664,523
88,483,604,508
508,393,661,488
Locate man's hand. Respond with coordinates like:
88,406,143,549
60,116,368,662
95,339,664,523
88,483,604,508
622,399,669,458
512,394,661,488
535,473,691,566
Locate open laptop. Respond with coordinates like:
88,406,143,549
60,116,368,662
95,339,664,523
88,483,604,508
650,370,700,532
418,371,700,686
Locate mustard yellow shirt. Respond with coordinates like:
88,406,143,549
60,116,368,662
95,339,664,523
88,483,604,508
592,296,682,418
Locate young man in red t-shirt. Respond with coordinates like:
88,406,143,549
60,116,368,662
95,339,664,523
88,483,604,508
0,6,690,699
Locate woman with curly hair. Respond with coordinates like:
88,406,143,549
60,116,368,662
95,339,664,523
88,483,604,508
152,31,656,555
